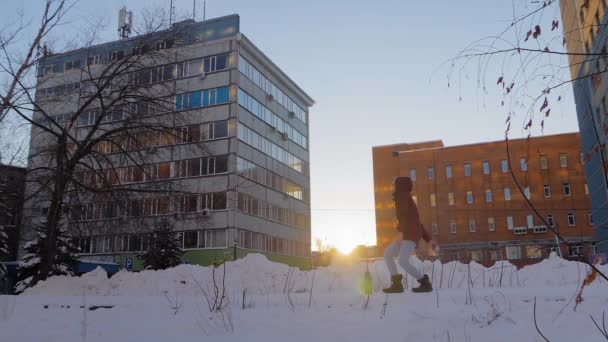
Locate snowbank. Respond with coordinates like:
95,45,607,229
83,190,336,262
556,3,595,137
23,253,608,297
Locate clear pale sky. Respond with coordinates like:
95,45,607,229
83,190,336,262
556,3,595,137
2,0,579,253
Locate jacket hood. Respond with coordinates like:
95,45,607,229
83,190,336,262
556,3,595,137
394,176,413,193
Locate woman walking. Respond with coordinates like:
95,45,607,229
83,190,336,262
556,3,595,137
383,176,434,293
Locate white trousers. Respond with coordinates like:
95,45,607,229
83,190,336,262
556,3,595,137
384,240,423,280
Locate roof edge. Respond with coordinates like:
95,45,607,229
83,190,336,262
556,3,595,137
238,34,315,107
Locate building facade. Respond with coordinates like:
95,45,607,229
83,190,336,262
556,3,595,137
24,15,314,269
373,133,594,265
560,0,608,251
0,165,26,261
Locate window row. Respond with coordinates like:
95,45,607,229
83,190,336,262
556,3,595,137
87,120,228,154
237,157,307,201
238,89,307,148
38,51,229,100
425,183,581,207
77,155,229,187
237,123,307,174
237,192,310,230
175,86,230,111
439,212,589,235
38,82,81,97
239,55,307,123
127,53,230,87
71,192,228,221
413,153,574,181
177,229,228,250
73,228,228,255
37,39,177,77
238,229,310,257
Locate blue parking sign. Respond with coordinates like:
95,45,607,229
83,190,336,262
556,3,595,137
125,257,133,271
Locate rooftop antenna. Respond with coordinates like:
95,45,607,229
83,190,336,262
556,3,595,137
169,0,175,26
203,0,206,21
118,6,133,39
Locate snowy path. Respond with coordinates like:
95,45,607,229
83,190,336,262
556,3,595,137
2,287,608,341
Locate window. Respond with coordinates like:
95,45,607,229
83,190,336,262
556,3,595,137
520,157,528,171
560,153,568,168
427,167,434,180
527,214,534,228
446,165,453,178
410,168,416,181
464,163,471,177
563,183,571,196
488,217,495,231
430,193,436,207
524,186,531,200
507,216,514,230
87,55,100,66
109,50,125,61
506,246,522,260
589,212,594,225
567,212,576,226
183,231,198,249
547,214,554,228
468,219,476,232
483,161,490,175
485,189,493,203
489,249,503,261
540,155,548,169
471,250,482,261
466,191,474,204
501,159,509,173
448,192,455,206
450,220,457,234
569,243,582,257
544,185,551,198
65,60,82,71
526,246,542,259
431,223,438,235
504,187,511,201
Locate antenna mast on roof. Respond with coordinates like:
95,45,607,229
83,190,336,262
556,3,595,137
203,0,206,20
169,0,175,26
118,6,133,39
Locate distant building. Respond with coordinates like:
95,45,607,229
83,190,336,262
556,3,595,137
23,15,313,269
560,0,608,251
373,133,594,265
0,164,26,261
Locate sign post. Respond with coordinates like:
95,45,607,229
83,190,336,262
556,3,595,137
125,257,133,271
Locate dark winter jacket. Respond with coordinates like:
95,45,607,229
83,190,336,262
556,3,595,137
393,177,431,243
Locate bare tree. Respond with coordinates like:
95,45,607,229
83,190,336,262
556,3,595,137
447,0,608,281
1,3,230,289
0,0,70,124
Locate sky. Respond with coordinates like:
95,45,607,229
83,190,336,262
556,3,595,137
1,0,580,253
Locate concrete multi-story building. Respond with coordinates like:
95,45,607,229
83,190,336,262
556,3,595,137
373,133,594,265
560,0,608,251
0,164,26,261
24,15,314,269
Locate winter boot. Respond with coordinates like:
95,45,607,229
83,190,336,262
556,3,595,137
382,274,404,293
412,274,432,293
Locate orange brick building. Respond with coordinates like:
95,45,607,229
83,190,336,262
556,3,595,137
372,133,594,265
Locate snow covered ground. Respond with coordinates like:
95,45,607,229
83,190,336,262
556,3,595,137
1,254,608,341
